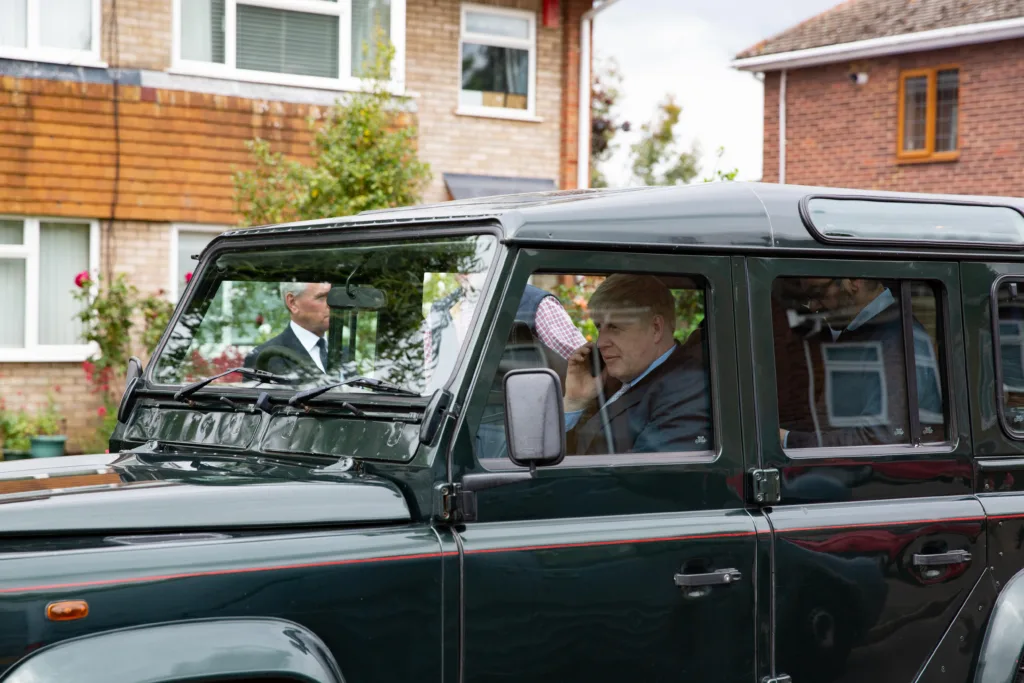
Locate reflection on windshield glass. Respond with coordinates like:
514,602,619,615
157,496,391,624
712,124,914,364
152,234,498,395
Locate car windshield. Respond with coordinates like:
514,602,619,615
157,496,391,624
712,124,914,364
150,233,499,396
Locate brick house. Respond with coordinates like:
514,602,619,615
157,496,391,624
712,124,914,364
0,0,616,452
731,0,1024,194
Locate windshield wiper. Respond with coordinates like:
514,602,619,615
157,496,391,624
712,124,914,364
287,376,419,407
174,367,295,401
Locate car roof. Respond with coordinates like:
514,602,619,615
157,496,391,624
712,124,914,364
220,181,1024,255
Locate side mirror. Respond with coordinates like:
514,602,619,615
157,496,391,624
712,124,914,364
503,369,566,469
328,285,387,310
125,356,142,387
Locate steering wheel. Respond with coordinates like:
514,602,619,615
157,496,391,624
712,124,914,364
252,345,309,375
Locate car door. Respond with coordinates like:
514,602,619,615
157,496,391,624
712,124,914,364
744,257,985,683
451,249,764,683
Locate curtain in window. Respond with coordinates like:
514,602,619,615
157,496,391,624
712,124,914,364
351,0,391,78
38,222,89,346
40,0,92,49
0,259,26,348
177,231,216,296
181,0,225,63
237,5,339,78
0,0,27,47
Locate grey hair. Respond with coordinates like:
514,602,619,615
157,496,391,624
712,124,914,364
279,281,311,303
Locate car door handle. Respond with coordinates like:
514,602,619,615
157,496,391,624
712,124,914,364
673,568,742,587
912,550,972,567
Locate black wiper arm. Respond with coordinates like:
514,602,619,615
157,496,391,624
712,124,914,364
174,367,294,401
287,376,418,407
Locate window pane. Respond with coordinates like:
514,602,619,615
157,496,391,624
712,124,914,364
902,75,928,152
39,0,92,50
39,222,89,346
471,272,712,460
0,259,25,347
0,219,23,245
177,230,217,296
909,281,947,441
351,0,390,78
465,11,529,39
237,6,339,79
773,277,911,448
996,281,1024,430
181,0,225,63
0,0,27,47
935,69,959,153
460,43,529,110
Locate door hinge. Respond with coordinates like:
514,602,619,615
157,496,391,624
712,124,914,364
433,483,477,524
762,675,791,683
750,468,781,505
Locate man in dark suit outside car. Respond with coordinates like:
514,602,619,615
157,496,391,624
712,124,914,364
244,282,332,378
562,273,712,455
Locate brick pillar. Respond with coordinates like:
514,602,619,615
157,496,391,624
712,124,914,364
560,0,592,190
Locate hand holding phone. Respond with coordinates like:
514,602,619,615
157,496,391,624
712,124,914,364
589,345,605,377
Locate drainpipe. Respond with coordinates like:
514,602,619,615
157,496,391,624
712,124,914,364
778,68,787,185
577,0,624,189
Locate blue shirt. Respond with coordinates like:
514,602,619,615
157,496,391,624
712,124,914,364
565,345,677,430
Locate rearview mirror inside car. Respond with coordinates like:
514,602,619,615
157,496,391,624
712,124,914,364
328,285,387,310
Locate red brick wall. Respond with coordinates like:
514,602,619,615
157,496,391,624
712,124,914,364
761,37,1024,195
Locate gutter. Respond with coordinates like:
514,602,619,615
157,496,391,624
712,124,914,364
731,16,1024,72
577,0,625,189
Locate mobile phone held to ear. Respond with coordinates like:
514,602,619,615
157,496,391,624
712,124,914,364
589,345,605,377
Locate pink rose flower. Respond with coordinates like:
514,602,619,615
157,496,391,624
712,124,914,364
184,272,193,283
74,270,91,288
97,406,107,417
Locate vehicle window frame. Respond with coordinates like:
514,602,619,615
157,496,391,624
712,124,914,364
748,257,966,463
461,248,736,471
989,274,1024,441
144,222,505,399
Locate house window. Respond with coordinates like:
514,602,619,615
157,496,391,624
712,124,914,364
822,342,889,428
458,4,536,118
174,0,405,89
0,0,102,66
0,217,99,362
170,225,226,299
898,67,959,161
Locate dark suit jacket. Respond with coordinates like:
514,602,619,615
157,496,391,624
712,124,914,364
243,325,324,378
567,332,712,456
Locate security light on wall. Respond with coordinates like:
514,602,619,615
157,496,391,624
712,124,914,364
849,72,869,85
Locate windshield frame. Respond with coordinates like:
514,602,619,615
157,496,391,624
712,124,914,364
144,221,506,402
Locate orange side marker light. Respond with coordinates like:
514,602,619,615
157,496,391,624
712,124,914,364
46,600,89,621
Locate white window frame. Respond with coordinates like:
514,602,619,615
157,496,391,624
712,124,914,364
913,327,944,426
171,0,407,93
169,223,226,301
822,341,890,428
456,3,539,122
0,0,105,68
0,216,100,363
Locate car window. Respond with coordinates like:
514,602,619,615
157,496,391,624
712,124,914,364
471,271,713,461
771,277,948,450
993,280,1024,436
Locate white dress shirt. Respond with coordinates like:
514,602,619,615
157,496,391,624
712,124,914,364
290,320,327,373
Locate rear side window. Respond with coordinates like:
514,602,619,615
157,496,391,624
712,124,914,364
771,277,949,450
993,280,1024,436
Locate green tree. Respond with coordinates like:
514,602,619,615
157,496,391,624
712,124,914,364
630,95,701,186
590,56,630,189
233,31,432,227
701,145,739,183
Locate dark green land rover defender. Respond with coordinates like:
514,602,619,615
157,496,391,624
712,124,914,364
4,182,1024,683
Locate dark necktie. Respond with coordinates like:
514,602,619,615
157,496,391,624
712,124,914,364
316,337,328,373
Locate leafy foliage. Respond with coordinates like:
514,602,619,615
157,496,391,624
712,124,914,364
590,56,630,189
701,146,740,183
233,32,431,227
630,96,702,187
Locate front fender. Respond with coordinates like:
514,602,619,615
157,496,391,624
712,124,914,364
0,617,344,683
976,567,1024,683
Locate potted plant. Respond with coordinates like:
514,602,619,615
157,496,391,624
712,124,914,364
28,395,67,459
0,409,32,461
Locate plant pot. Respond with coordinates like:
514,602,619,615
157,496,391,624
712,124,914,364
1,450,31,461
29,435,67,458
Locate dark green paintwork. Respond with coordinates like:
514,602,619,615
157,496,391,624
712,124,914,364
6,184,1024,682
